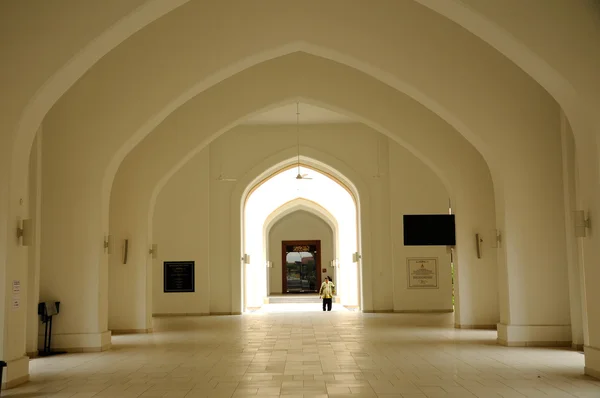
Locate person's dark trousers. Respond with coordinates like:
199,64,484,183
322,298,332,311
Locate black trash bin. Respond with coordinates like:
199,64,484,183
38,301,65,357
0,360,6,393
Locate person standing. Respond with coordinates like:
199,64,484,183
319,276,335,311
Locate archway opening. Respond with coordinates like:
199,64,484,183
242,162,360,312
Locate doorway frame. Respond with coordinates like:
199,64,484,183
281,239,322,294
236,155,367,313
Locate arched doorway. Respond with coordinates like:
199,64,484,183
264,198,338,301
242,162,360,312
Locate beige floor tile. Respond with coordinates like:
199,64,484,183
3,311,598,398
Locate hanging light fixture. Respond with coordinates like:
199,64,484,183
295,102,312,180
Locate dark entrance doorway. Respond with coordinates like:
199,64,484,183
282,240,321,293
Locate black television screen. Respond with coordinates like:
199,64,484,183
403,214,456,246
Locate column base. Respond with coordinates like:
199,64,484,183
37,331,111,353
1,356,29,390
584,345,600,380
497,323,571,347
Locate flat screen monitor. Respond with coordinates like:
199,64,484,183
403,214,456,246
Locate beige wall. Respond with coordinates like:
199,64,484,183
133,124,483,321
390,143,453,313
268,211,334,295
102,77,500,327
151,151,210,317
3,0,600,385
46,35,560,354
26,131,42,356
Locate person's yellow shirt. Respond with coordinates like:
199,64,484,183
319,281,335,299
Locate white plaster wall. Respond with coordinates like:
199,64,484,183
109,123,493,322
26,131,42,355
204,123,388,314
40,18,564,352
560,113,585,348
101,52,501,325
65,51,512,338
204,123,389,313
268,211,334,295
151,151,210,317
494,103,571,344
3,1,600,385
389,140,453,313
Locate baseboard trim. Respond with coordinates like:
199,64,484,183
152,312,241,317
585,367,600,380
111,328,153,335
584,345,600,380
497,338,571,347
455,324,497,330
497,323,571,347
153,313,209,317
2,374,29,390
212,311,242,316
60,344,111,353
362,309,453,314
572,343,584,351
38,331,112,352
1,356,30,390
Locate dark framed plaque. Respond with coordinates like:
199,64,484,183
164,261,195,293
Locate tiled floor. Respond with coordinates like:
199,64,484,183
253,303,350,313
5,310,600,398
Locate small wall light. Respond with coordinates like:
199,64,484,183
103,235,113,254
16,218,33,246
574,210,591,238
122,239,129,264
475,233,483,259
149,243,158,259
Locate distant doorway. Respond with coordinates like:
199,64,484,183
242,163,361,310
282,240,321,293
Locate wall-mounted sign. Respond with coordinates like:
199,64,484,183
407,258,438,288
12,280,21,294
292,245,311,252
164,261,195,293
12,280,21,311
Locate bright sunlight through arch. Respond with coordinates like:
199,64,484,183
243,165,359,310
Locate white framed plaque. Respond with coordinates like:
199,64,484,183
407,257,438,288
12,280,21,294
